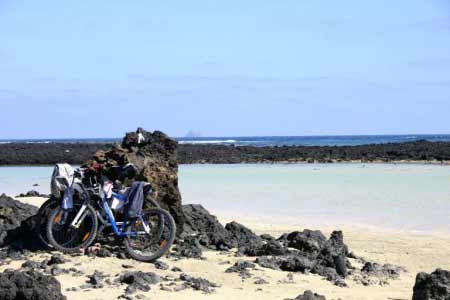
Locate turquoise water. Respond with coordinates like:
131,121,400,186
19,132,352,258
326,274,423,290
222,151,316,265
1,164,450,232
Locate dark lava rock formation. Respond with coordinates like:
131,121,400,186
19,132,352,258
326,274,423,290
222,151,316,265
119,271,160,294
0,269,66,300
0,194,39,249
225,221,263,249
285,290,326,300
0,194,37,233
256,229,348,280
179,273,220,293
85,128,185,233
180,204,353,284
178,140,450,164
172,235,204,259
413,269,450,300
16,190,49,198
0,142,111,165
1,140,449,165
181,204,236,250
225,260,256,279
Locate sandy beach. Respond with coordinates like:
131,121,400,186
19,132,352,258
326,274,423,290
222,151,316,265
3,196,450,300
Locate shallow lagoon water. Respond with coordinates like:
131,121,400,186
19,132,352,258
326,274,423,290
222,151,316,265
1,164,449,233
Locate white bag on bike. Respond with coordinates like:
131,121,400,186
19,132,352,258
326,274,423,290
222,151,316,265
104,181,128,212
50,163,75,198
111,194,127,212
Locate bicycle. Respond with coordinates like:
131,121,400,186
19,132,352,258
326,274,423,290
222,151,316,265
45,166,176,262
35,177,160,248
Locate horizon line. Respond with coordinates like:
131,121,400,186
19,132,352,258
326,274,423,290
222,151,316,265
1,132,450,141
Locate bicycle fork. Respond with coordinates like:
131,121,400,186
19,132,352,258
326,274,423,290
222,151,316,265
70,204,88,228
141,216,151,234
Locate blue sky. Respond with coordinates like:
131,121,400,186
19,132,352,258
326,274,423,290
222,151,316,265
0,0,449,138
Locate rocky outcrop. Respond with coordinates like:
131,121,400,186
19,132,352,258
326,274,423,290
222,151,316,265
180,205,355,284
85,128,185,233
275,229,348,278
16,190,49,198
285,290,326,300
178,140,450,164
0,269,66,300
0,194,38,248
0,194,37,232
1,140,449,165
0,142,111,165
179,273,220,293
225,260,256,279
225,221,263,248
182,204,235,250
244,229,350,285
412,269,450,300
119,271,160,294
172,235,203,259
241,239,288,256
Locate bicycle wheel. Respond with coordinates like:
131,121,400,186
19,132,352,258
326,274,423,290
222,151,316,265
46,203,98,253
35,197,59,248
144,196,164,241
124,207,176,262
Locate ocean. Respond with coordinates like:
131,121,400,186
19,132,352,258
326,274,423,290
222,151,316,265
1,163,450,234
1,134,450,147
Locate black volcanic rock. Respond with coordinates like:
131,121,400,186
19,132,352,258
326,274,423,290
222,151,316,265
361,262,405,280
0,269,66,300
119,271,160,294
173,235,203,259
0,194,38,232
277,230,348,277
225,260,256,279
285,290,326,300
241,240,288,256
1,140,449,165
0,194,39,248
182,204,235,250
16,190,49,198
178,140,450,164
0,142,111,165
253,230,350,282
179,273,219,293
412,269,450,300
85,128,185,233
278,230,328,254
318,231,348,277
225,221,263,248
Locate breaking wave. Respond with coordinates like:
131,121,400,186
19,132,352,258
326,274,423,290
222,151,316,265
178,139,237,145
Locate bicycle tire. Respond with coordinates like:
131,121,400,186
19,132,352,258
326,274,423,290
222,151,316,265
35,197,59,248
46,204,98,253
124,207,176,262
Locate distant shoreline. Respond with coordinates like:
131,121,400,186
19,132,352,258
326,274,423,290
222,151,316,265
0,140,449,166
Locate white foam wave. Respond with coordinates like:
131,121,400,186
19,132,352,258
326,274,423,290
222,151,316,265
26,141,51,144
179,139,237,145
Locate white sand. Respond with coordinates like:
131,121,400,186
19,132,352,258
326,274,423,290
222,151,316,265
3,197,450,300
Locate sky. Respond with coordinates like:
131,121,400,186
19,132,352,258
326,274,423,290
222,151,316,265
0,0,449,138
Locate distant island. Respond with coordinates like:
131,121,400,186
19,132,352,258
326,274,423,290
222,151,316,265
185,130,204,138
0,140,449,165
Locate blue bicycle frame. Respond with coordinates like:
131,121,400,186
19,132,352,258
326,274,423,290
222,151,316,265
71,188,148,238
101,192,129,237
101,187,151,237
